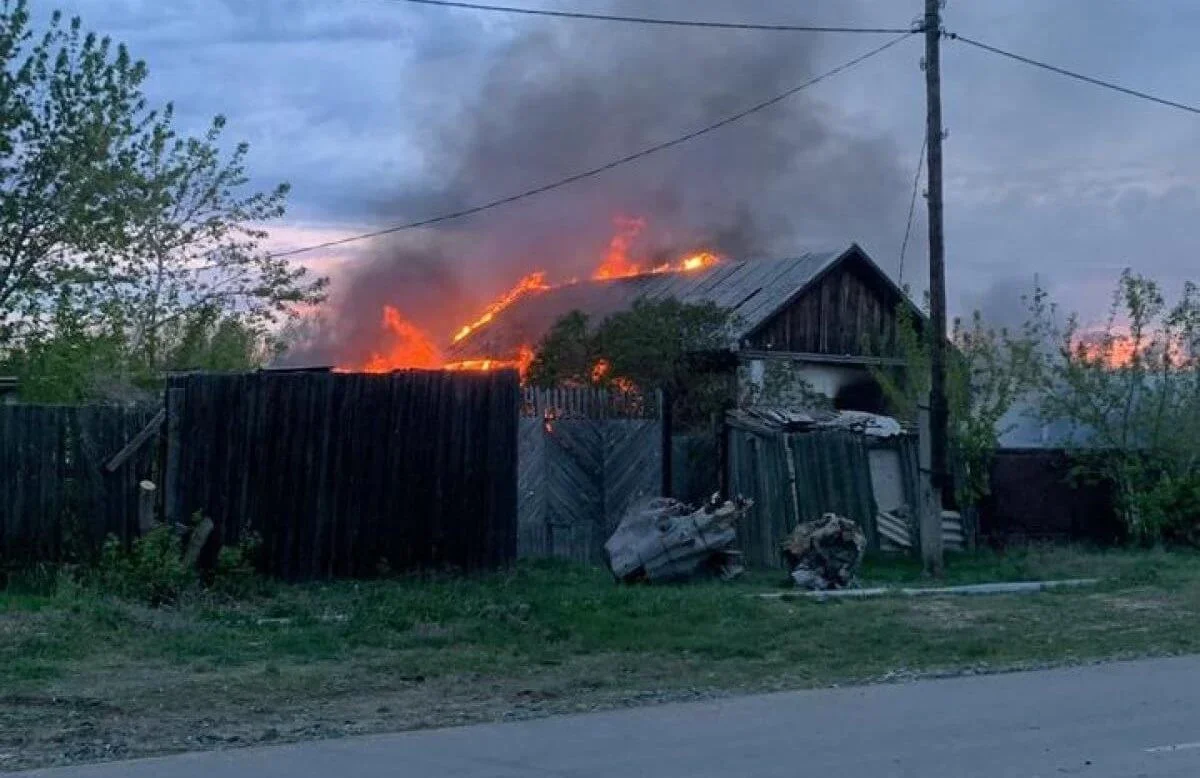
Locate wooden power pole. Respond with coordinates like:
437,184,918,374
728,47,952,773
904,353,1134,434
923,0,946,575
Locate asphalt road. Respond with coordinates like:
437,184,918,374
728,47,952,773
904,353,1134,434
21,655,1200,777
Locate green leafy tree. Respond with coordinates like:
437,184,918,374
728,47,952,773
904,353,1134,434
1031,270,1200,543
526,310,596,386
0,2,326,398
6,288,127,403
166,307,274,373
0,1,157,344
874,300,1043,506
528,298,734,427
100,114,326,370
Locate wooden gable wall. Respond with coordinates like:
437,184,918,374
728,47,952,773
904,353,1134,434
744,253,905,358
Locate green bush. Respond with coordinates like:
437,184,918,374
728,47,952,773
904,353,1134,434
210,531,267,599
96,525,197,606
1130,472,1200,546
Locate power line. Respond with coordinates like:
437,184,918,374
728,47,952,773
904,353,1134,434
272,32,915,259
397,0,918,34
898,135,926,287
951,33,1200,116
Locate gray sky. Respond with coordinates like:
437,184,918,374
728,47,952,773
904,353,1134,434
46,0,1200,328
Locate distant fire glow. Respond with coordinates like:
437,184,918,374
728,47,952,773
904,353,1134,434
1072,328,1188,370
339,218,722,379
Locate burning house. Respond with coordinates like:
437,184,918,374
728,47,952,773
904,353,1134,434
445,242,919,414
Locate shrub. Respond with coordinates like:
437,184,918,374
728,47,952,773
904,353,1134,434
1130,471,1200,547
210,531,267,599
95,525,196,606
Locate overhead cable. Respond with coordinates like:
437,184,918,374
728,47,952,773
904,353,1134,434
272,33,916,259
952,33,1200,116
398,0,918,34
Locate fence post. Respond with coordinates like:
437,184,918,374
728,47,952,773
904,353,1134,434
918,393,944,576
138,480,158,534
164,387,184,525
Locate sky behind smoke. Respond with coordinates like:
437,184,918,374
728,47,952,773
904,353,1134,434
43,0,1200,343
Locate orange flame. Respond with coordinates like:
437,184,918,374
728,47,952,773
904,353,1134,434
452,271,551,344
592,216,721,280
342,217,722,379
359,305,444,373
592,216,645,280
444,344,536,380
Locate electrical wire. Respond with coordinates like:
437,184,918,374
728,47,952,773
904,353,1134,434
397,0,918,34
898,135,926,287
272,32,916,259
951,33,1200,116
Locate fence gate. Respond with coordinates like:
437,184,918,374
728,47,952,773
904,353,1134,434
517,388,663,564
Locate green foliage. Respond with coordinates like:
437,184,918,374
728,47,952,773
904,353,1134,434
1128,473,1200,547
88,522,266,604
528,298,734,428
872,299,1043,506
0,1,157,342
1033,270,1200,543
95,526,196,606
0,2,327,398
526,310,596,386
164,307,275,373
210,531,267,599
5,289,133,402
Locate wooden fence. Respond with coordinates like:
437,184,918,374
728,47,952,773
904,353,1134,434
167,370,519,580
982,448,1123,544
0,404,159,567
518,388,663,564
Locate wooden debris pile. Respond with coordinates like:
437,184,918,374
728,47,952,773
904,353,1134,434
605,495,752,583
781,513,866,590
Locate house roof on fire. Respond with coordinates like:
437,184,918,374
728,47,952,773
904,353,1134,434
448,242,904,360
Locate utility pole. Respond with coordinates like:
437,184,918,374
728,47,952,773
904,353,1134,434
922,0,946,576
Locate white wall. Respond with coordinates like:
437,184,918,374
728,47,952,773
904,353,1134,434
737,356,875,409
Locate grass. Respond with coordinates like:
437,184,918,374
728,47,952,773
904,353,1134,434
2,545,1200,770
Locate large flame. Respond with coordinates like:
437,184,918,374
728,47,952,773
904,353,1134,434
451,271,551,344
340,217,722,379
444,345,536,377
592,216,645,280
359,305,444,373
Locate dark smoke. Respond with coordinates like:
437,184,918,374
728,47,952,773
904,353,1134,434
291,0,915,365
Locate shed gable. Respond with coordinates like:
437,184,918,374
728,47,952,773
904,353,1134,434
744,251,906,359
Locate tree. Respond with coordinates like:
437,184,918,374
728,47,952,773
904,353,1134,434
528,298,734,427
0,2,327,398
0,1,157,344
874,301,1043,506
526,310,596,387
1031,270,1200,543
97,113,326,371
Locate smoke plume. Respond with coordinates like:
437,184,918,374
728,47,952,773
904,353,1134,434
288,0,915,366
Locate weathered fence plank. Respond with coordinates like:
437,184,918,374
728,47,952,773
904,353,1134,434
727,425,898,568
167,370,519,580
0,404,159,568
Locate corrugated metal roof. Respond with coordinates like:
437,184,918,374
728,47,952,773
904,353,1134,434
448,243,868,360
